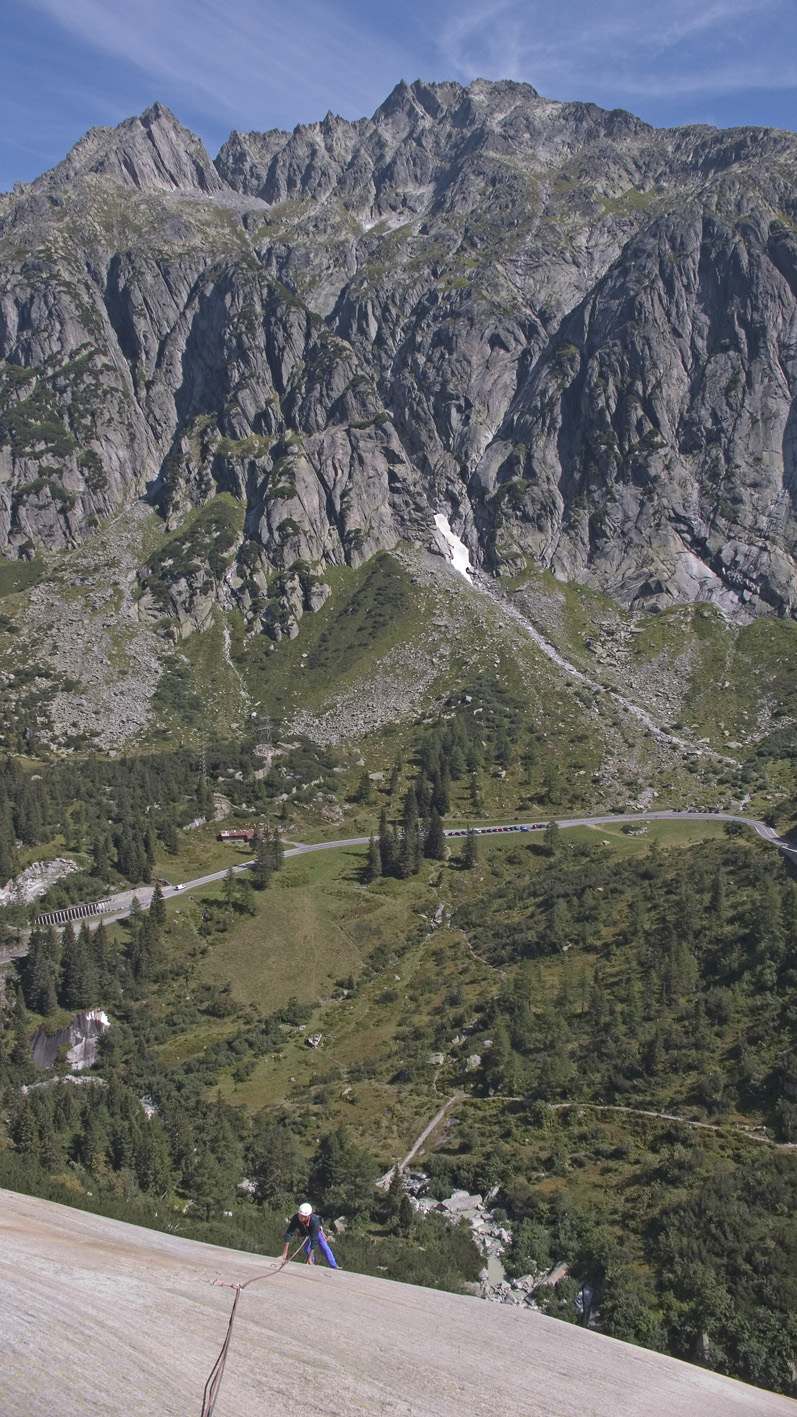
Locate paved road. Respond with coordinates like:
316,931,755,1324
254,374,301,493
149,809,795,902
4,809,792,940
4,1188,794,1417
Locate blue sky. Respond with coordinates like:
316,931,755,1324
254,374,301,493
3,0,796,192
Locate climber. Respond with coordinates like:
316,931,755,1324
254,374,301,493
281,1202,338,1268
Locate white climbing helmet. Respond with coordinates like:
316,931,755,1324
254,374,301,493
298,1203,313,1217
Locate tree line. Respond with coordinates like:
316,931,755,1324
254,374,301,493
0,735,330,908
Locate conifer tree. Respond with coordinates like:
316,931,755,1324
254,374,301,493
0,797,18,883
246,1116,303,1204
22,926,59,1016
115,824,150,883
550,898,571,950
69,802,88,852
462,827,479,870
355,771,374,804
253,831,273,890
543,761,562,804
308,1125,378,1216
378,807,396,877
396,1191,414,1237
424,807,446,860
449,743,466,780
383,1165,405,1226
223,866,236,909
134,1115,174,1194
77,1105,108,1170
399,788,420,877
53,1082,76,1131
16,788,44,846
9,1095,39,1155
161,814,179,855
483,1018,513,1093
432,756,451,816
90,829,112,881
466,742,483,773
150,883,166,929
91,920,114,995
59,922,95,1010
39,1119,63,1174
711,867,727,926
495,725,514,767
364,833,382,883
189,1149,231,1219
130,911,156,981
10,985,32,1069
415,773,432,825
753,877,784,964
238,875,256,916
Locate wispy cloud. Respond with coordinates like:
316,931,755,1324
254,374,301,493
437,0,797,105
23,0,418,132
15,0,797,132
3,0,795,190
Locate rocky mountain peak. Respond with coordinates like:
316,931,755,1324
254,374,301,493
32,102,226,195
1,80,796,630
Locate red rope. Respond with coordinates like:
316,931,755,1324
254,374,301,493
200,1241,307,1417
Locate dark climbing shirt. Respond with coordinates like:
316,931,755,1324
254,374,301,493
285,1211,322,1248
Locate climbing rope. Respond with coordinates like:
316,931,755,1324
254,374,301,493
200,1239,307,1417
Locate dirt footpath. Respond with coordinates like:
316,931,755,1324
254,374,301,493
2,1187,795,1417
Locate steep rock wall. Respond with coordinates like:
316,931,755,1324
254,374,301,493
0,84,795,628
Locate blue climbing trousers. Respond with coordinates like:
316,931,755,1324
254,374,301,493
304,1230,338,1267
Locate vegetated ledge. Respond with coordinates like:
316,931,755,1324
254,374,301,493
3,1188,792,1417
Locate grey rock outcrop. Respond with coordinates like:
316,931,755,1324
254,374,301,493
29,1009,110,1071
8,1188,795,1417
31,103,225,195
1,80,796,626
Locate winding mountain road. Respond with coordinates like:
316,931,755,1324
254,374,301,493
156,809,796,900
7,809,790,943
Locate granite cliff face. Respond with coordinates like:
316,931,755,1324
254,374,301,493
1,81,796,633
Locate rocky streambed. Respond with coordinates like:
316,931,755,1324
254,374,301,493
402,1171,588,1315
